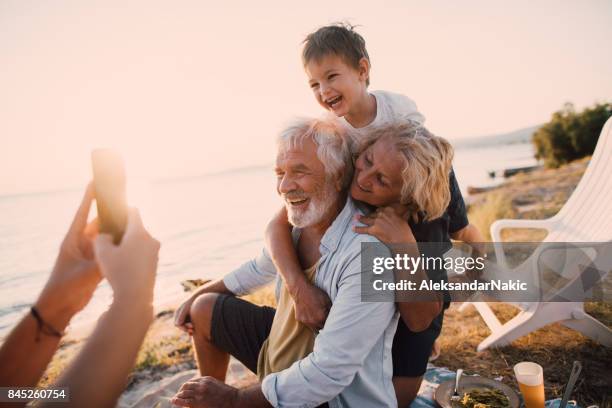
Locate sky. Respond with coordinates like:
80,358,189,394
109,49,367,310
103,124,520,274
1,0,611,195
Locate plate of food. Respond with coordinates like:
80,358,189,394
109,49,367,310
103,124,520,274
434,376,520,408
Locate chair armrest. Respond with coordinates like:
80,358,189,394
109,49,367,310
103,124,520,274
490,218,558,242
490,218,558,268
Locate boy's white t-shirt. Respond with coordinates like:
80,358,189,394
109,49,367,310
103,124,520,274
337,90,425,145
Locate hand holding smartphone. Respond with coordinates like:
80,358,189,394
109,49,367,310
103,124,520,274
91,149,128,244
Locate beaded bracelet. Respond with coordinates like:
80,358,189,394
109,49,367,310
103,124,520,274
30,307,64,341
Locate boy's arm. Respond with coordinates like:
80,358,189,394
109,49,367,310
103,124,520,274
447,169,485,254
264,208,331,331
450,223,486,254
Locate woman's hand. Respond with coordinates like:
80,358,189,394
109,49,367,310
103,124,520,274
353,206,416,245
34,184,103,328
94,208,160,306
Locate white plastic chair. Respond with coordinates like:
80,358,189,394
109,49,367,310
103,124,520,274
461,116,612,351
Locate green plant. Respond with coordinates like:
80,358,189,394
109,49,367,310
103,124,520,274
533,102,611,168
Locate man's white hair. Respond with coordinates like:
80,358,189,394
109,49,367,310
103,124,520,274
277,117,353,189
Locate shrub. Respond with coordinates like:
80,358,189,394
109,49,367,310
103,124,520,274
533,102,611,168
467,192,516,241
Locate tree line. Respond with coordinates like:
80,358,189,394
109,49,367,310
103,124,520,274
533,102,612,168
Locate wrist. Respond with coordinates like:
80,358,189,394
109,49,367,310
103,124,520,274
287,274,309,299
236,385,270,408
390,228,417,245
33,282,84,332
34,292,79,331
230,387,244,407
110,298,154,321
112,290,155,312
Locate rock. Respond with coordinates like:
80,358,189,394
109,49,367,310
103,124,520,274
180,279,211,292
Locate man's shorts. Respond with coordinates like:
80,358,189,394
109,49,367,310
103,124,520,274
210,294,276,373
210,294,330,408
392,310,444,377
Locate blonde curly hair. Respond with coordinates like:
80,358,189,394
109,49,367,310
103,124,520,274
356,120,454,221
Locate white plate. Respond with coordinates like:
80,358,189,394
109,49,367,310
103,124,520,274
434,376,520,408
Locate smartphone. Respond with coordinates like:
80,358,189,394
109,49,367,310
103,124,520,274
91,149,128,244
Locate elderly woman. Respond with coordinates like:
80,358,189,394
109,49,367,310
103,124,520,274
265,120,484,407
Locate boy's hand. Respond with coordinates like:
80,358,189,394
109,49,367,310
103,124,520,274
290,280,331,332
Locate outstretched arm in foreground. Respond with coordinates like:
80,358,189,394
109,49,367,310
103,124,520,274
0,185,101,388
49,208,160,408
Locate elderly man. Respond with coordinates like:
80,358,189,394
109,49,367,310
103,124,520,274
172,117,398,408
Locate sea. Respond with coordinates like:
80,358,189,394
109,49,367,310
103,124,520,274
0,141,537,339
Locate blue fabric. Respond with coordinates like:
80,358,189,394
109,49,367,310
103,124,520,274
410,365,455,408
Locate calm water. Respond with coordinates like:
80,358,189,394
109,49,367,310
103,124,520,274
0,142,537,339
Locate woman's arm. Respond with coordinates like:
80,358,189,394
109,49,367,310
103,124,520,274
0,185,101,388
264,207,331,331
354,207,443,332
0,301,77,389
48,209,160,408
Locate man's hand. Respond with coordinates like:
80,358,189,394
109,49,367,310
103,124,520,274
174,295,197,335
172,376,239,408
290,280,331,332
174,280,232,335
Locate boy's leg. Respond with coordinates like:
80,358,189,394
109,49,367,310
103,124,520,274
189,293,275,380
392,310,445,407
393,376,424,407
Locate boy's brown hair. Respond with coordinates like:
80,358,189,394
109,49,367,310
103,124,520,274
302,22,371,86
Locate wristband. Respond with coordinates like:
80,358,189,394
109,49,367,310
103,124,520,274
30,307,65,341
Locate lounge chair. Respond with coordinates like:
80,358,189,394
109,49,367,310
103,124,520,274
460,116,612,351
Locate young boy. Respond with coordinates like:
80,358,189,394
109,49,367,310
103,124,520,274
266,23,485,407
302,23,425,140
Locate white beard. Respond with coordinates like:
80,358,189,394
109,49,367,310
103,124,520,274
286,182,338,228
